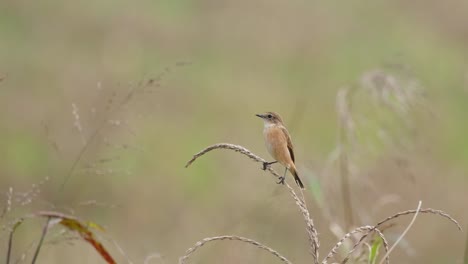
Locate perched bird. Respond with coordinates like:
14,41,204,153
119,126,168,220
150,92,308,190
256,112,305,189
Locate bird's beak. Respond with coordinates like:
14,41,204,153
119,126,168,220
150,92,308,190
255,114,264,119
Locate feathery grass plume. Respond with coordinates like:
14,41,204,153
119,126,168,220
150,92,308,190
178,235,292,264
185,143,319,263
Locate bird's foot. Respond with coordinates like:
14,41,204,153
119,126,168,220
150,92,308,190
262,161,278,170
276,176,285,185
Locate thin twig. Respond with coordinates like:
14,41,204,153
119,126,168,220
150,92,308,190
178,235,292,264
378,201,421,264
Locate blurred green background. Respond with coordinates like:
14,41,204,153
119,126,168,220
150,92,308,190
1,0,467,263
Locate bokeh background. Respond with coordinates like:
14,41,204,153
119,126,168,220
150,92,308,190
1,0,467,263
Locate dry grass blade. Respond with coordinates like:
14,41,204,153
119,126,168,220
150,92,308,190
185,144,282,182
178,235,292,264
185,143,319,263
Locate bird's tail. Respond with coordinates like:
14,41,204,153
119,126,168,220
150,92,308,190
289,165,305,189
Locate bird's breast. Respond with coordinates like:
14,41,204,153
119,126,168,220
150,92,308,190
263,125,287,162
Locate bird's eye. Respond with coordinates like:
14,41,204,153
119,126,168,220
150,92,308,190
267,114,273,119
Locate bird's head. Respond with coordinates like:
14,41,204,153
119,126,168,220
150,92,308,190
255,112,284,125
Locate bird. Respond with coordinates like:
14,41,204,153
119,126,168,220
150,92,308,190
256,112,305,189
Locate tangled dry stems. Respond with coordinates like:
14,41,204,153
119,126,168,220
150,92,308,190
184,143,461,264
322,225,389,264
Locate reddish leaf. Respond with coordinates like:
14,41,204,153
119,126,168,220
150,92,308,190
37,211,116,264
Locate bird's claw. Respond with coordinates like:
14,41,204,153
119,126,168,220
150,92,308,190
262,161,277,170
276,176,285,185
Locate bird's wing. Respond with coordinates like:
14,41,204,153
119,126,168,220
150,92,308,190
281,126,295,163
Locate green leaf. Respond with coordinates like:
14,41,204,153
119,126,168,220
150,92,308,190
368,237,382,264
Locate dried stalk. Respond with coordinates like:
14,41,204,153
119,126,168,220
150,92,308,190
178,235,291,264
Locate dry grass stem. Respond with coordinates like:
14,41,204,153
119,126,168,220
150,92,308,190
178,235,292,264
31,217,51,264
185,143,319,263
290,185,319,263
6,218,24,264
185,143,280,180
375,208,461,231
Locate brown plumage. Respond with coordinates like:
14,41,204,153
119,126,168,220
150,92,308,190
256,112,305,189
